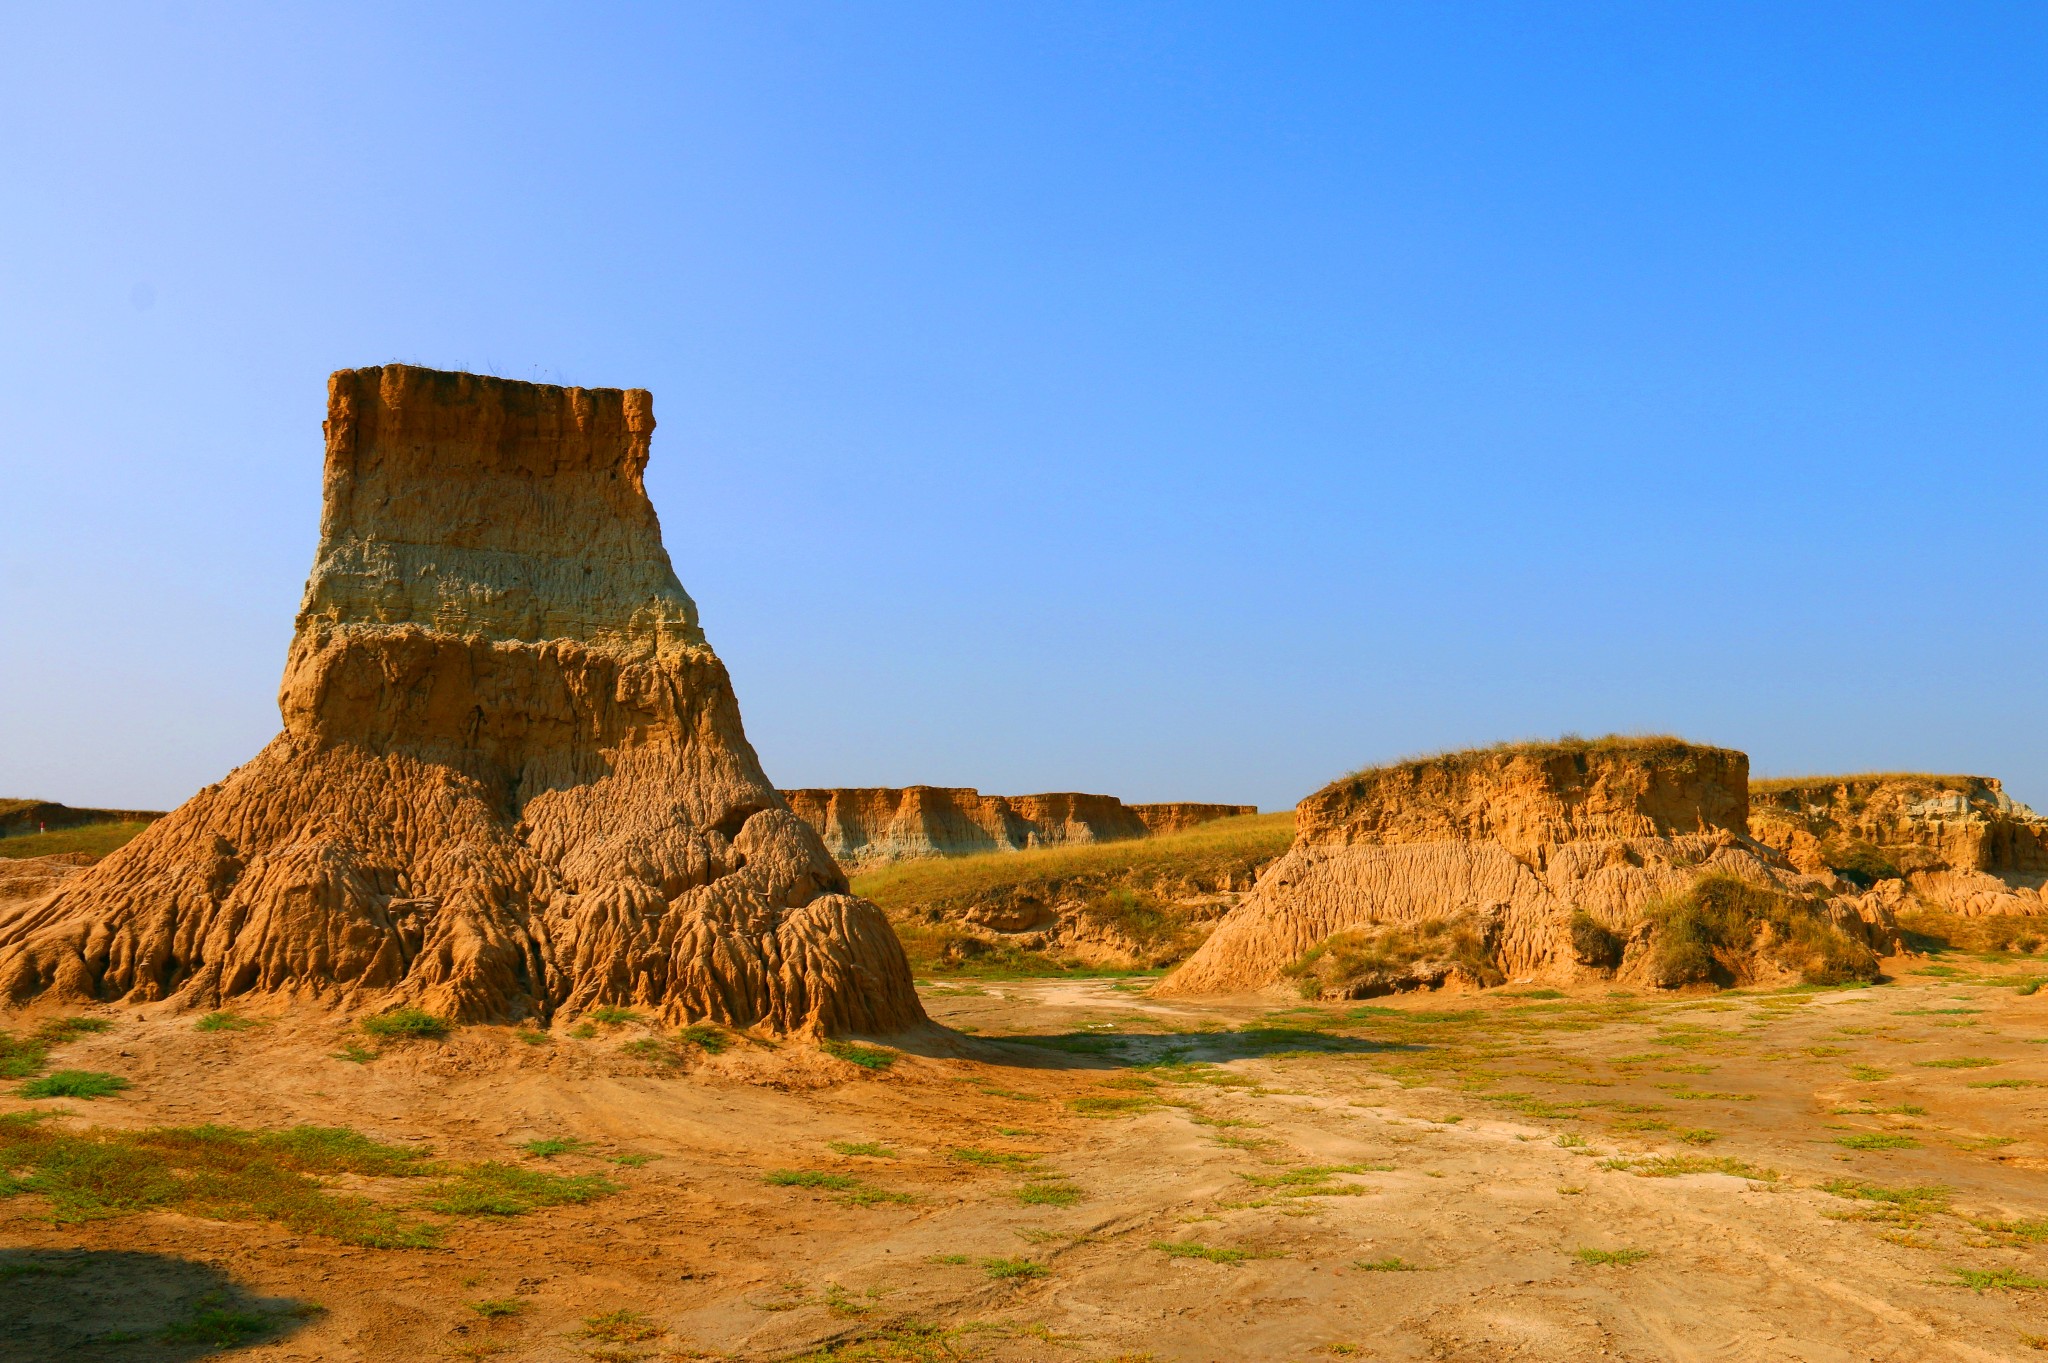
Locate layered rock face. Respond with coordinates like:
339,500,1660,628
0,366,924,1033
1130,803,1260,837
1161,738,1891,998
779,787,1253,872
1751,775,2048,917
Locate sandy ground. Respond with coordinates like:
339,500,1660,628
2,959,2045,1363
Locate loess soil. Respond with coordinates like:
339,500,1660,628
854,813,1295,977
1,943,2046,1361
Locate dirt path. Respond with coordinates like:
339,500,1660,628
2,962,2044,1361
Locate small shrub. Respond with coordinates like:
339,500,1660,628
1675,1129,1720,1146
1569,911,1624,969
1575,1247,1649,1266
360,1008,451,1041
334,1043,377,1064
1284,914,1504,1000
586,1007,640,1026
1645,876,1877,988
468,1299,524,1318
20,1070,129,1099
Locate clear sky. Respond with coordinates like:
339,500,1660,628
3,4,2045,813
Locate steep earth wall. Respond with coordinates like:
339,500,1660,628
779,787,1252,871
0,366,923,1034
1751,774,2048,917
1162,738,1894,998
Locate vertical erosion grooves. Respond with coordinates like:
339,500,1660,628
0,366,925,1035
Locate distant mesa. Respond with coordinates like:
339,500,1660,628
0,366,923,1034
1160,736,1905,1000
779,786,1256,872
0,800,163,840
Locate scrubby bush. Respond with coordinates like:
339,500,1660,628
1569,911,1624,969
1285,915,1504,1000
1646,875,1878,988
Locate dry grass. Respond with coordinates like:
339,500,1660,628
1333,734,1728,787
0,820,154,860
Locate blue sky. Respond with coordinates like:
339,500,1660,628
3,3,2045,812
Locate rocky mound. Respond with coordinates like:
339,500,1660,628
0,366,923,1034
1161,737,1896,999
779,786,1253,871
1751,774,2048,917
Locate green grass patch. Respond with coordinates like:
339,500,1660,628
1949,1267,2048,1292
949,1146,1041,1170
679,1022,732,1053
0,820,152,860
761,1168,911,1206
583,1308,665,1343
1354,1256,1422,1271
0,1114,442,1246
196,1011,262,1033
1015,1181,1082,1206
359,1008,450,1041
1623,1155,1775,1180
979,1257,1048,1280
160,1299,274,1348
1152,1239,1260,1264
424,1163,616,1216
1575,1247,1650,1265
822,1040,898,1070
1821,1180,1950,1223
520,1137,586,1159
468,1298,525,1318
830,1141,898,1159
19,1070,128,1099
1837,1132,1920,1150
1914,1057,2001,1069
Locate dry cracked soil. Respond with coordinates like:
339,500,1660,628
2,955,2046,1363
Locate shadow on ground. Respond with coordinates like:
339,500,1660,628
955,1025,1416,1070
0,1249,316,1362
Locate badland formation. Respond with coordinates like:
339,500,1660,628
0,367,921,1033
778,786,1253,871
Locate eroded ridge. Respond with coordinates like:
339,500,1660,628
0,366,924,1034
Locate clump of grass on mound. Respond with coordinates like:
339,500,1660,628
360,1008,452,1041
854,812,1294,977
1575,1247,1649,1266
1646,875,1878,988
1284,916,1503,1000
